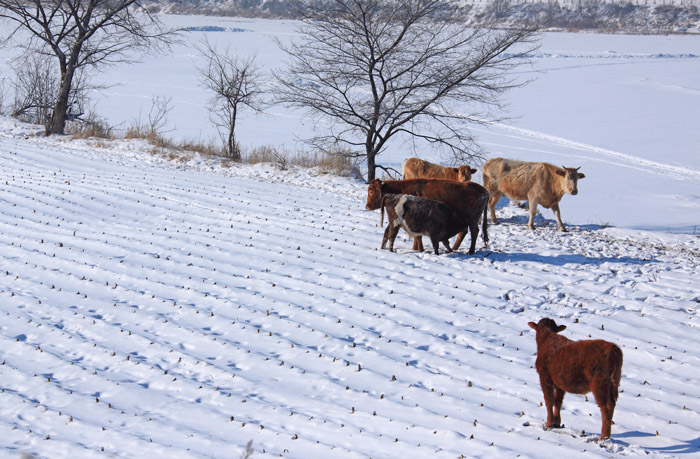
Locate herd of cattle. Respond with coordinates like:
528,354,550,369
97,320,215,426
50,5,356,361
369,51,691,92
365,157,586,255
366,158,625,442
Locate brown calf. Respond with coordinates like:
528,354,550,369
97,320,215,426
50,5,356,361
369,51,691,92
380,193,467,255
403,157,477,182
528,318,623,440
366,178,488,255
482,158,585,231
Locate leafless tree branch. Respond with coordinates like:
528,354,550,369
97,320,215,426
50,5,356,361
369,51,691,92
196,38,266,160
0,0,178,134
275,0,540,180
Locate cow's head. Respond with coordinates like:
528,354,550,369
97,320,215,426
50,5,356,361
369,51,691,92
366,179,384,210
528,318,567,334
456,165,478,182
557,167,585,195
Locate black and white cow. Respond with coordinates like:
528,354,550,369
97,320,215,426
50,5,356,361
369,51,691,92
380,193,469,255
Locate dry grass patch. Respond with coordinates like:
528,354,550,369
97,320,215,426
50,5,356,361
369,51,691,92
124,124,164,145
67,116,359,178
244,146,361,177
178,138,223,157
67,117,114,140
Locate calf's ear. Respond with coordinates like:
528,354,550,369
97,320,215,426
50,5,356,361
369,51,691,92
577,173,586,179
470,167,477,174
556,325,567,333
556,169,565,177
527,322,537,330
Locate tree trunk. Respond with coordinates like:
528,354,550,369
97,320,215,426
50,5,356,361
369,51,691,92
47,48,80,135
228,106,239,161
366,149,376,182
46,71,72,135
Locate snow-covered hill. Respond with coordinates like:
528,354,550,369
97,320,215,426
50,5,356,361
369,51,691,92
1,117,699,458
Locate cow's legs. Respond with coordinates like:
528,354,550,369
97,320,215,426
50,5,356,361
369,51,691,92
381,225,393,250
592,378,617,440
539,375,557,429
527,197,539,230
412,236,425,252
552,386,565,427
487,190,502,224
450,231,467,252
552,203,567,232
430,237,441,255
441,239,453,253
383,225,400,252
466,221,479,255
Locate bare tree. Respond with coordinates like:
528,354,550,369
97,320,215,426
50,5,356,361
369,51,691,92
0,0,176,135
10,52,91,126
275,0,540,181
197,39,265,160
10,53,57,125
127,95,173,138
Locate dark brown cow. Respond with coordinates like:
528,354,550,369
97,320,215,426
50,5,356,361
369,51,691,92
528,318,623,441
380,193,467,255
403,157,477,182
365,178,489,255
482,158,585,231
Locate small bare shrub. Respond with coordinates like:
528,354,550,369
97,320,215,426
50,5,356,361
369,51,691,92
125,124,164,144
10,51,91,128
67,113,114,139
305,150,361,177
244,145,287,169
242,146,360,177
125,96,173,144
11,53,57,125
177,138,223,157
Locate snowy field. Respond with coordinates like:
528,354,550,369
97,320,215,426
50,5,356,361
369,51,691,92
1,116,699,458
1,13,700,459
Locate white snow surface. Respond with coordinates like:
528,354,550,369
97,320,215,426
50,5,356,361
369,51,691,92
1,115,700,458
1,14,700,459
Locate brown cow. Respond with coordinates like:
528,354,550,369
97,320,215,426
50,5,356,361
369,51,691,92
380,193,468,255
482,158,585,231
528,318,623,441
366,178,488,255
403,157,477,182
